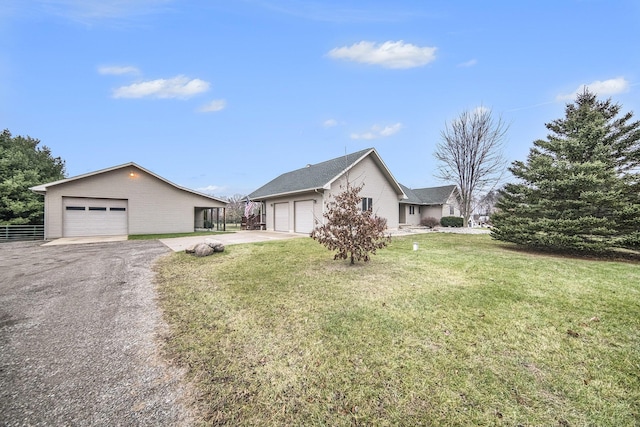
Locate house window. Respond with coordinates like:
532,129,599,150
110,207,126,212
409,206,415,215
65,206,85,211
362,197,373,212
418,206,421,214
89,207,107,211
449,205,455,215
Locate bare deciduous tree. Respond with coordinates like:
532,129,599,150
434,108,508,227
225,194,246,225
311,182,390,265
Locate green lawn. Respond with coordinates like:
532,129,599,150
155,233,640,426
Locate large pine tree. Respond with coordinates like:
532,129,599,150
491,90,640,252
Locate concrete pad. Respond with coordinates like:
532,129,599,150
42,235,128,246
160,230,307,252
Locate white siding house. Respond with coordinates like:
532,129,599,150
248,148,407,233
398,184,462,226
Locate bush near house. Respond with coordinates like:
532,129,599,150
440,216,463,227
420,216,440,228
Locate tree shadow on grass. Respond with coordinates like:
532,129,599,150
495,242,640,264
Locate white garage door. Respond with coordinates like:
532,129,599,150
63,198,128,237
274,202,289,232
294,200,314,234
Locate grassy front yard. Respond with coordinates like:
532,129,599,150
155,233,640,426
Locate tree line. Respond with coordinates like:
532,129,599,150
0,129,66,225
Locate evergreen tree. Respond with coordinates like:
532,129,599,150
491,90,640,252
0,129,66,224
311,182,390,264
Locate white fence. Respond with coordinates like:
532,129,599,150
1,225,45,242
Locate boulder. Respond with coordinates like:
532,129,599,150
193,243,215,257
204,238,225,252
185,244,197,254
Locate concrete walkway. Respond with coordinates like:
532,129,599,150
42,235,128,246
41,227,489,250
159,230,307,252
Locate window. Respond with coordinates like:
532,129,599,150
89,207,107,211
418,206,422,214
449,205,455,215
409,206,415,215
110,207,126,212
66,206,85,211
362,197,373,212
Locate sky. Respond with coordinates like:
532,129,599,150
2,0,639,198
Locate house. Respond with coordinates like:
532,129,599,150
30,162,227,239
398,184,461,226
248,148,407,233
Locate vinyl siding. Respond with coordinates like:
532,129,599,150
328,155,400,229
42,166,225,238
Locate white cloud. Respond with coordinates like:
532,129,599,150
98,65,140,75
196,185,223,195
198,99,226,112
556,77,630,101
327,40,436,69
351,123,403,140
458,59,477,68
323,118,338,127
112,75,210,99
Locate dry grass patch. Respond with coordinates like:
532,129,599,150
155,233,640,426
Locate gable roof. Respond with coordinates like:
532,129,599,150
248,148,406,200
399,184,458,205
29,162,228,204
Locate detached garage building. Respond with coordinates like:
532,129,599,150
30,162,227,239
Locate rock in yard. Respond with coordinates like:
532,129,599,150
185,239,225,256
193,243,215,257
204,238,225,252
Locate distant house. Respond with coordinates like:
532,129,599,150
248,148,406,233
398,184,461,226
30,162,228,239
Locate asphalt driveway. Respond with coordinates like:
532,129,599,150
0,240,193,426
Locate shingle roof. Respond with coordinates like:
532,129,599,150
249,148,403,199
398,184,458,205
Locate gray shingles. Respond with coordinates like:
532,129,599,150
248,148,373,199
399,184,457,205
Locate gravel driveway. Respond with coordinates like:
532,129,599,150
0,240,193,426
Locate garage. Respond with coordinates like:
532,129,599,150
63,197,128,237
31,162,228,239
274,202,289,232
294,200,314,234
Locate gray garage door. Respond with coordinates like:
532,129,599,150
274,202,289,232
63,197,128,237
294,200,314,234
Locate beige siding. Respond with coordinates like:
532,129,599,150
43,166,225,239
421,205,445,220
328,156,400,229
415,194,461,225
402,205,422,226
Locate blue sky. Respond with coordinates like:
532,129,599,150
2,0,638,198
